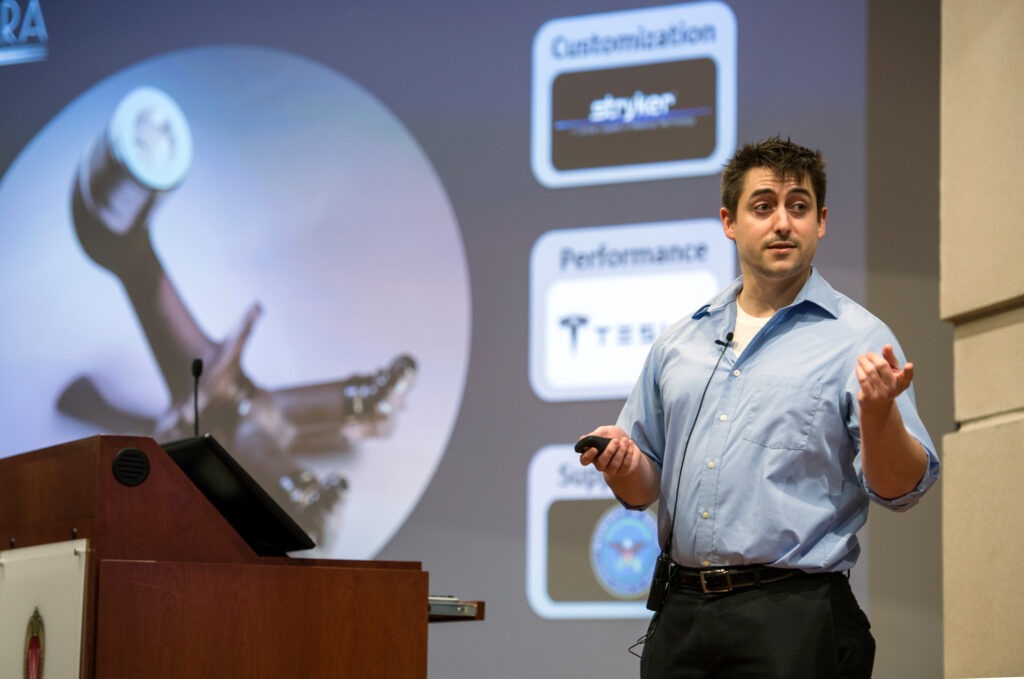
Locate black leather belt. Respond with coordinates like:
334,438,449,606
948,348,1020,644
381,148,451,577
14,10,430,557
671,565,801,594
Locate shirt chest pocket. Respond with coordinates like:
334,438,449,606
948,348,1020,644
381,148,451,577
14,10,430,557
738,376,824,450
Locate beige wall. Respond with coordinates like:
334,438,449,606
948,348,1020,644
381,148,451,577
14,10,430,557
866,2,949,678
941,1,1024,678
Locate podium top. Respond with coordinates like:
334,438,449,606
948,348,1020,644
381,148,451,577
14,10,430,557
0,435,286,562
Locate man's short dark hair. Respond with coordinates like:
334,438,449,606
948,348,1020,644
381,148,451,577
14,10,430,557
721,136,827,219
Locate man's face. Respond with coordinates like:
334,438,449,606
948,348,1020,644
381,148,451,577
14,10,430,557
720,167,826,284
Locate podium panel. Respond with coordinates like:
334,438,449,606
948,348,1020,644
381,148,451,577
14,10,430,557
96,560,428,678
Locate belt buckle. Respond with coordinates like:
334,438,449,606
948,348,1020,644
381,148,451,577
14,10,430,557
699,568,734,594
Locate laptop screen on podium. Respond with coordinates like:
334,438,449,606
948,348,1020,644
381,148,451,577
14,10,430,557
161,434,315,556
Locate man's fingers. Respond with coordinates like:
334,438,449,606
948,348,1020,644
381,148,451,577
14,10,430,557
856,347,915,402
594,441,632,477
601,444,625,474
584,440,614,470
897,361,915,391
857,354,881,382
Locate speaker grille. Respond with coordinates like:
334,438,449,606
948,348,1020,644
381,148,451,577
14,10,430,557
112,448,150,487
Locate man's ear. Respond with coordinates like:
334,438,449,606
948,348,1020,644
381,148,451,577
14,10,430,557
818,205,828,238
720,206,736,242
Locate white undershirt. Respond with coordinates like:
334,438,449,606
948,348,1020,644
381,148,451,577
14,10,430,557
732,304,771,356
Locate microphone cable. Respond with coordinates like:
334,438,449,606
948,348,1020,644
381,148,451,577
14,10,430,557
630,331,733,658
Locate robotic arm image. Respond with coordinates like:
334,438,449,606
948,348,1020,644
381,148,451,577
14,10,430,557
59,86,417,544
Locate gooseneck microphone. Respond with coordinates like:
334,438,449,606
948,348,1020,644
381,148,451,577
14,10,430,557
191,358,203,437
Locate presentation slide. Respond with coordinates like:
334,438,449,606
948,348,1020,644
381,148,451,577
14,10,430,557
0,1,866,676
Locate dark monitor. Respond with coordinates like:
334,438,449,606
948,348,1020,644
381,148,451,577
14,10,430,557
161,434,315,556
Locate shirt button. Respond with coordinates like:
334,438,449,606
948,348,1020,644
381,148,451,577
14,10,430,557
701,511,710,519
733,369,741,377
719,414,728,422
707,461,716,469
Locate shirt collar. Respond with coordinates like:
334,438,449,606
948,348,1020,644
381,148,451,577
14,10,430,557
691,267,841,320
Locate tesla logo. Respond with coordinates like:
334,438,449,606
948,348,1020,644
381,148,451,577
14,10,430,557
559,314,661,354
560,315,588,352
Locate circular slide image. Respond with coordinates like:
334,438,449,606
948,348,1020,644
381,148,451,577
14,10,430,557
0,45,471,560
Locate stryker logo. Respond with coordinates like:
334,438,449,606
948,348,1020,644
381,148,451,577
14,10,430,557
0,0,48,67
589,90,677,124
550,59,717,170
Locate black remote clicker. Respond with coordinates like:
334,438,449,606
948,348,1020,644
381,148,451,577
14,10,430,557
574,435,611,454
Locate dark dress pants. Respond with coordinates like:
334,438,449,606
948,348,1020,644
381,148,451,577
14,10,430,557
640,572,875,679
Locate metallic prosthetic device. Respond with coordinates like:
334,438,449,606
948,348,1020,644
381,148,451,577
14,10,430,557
60,87,417,542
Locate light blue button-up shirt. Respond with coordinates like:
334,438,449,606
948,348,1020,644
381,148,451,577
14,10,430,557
616,269,940,573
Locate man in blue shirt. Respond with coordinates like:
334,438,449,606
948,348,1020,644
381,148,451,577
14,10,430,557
578,136,939,678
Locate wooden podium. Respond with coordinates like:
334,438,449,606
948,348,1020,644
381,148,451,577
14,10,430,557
0,435,446,678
